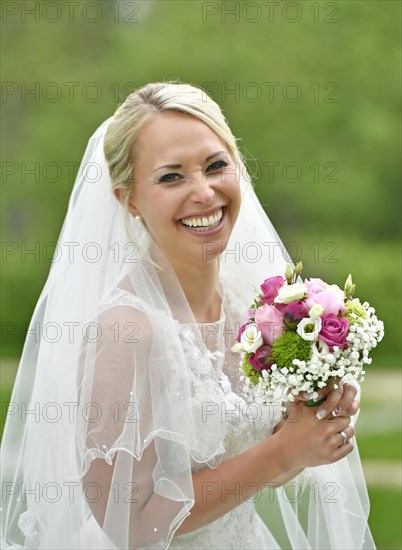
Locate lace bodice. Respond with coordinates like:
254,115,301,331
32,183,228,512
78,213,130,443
175,316,280,466
169,316,281,549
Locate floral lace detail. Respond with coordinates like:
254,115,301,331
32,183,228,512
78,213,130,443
170,317,281,549
175,317,280,462
176,323,219,382
98,287,143,313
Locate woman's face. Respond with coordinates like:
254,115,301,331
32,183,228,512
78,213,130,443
126,110,242,267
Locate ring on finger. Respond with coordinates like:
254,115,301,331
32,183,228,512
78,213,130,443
338,430,348,445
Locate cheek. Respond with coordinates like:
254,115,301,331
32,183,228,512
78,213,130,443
226,178,241,214
142,193,179,229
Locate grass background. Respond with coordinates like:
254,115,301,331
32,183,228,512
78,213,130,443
1,1,401,547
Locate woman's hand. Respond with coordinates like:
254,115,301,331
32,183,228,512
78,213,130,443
275,400,356,471
293,379,360,420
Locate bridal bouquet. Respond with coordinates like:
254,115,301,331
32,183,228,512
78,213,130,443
232,263,384,405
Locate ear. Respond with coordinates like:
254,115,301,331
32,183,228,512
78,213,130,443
113,189,141,218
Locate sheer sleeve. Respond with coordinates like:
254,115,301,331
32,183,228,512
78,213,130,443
75,294,227,549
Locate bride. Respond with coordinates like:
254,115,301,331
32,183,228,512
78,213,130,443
1,82,375,549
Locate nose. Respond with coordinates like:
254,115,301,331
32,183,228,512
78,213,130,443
188,173,215,203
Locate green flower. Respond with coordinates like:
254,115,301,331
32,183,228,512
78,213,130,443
242,354,262,385
271,331,312,369
344,300,367,326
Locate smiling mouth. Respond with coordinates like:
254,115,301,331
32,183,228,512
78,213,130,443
179,207,224,232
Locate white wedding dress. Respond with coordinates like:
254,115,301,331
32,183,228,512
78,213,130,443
79,289,282,550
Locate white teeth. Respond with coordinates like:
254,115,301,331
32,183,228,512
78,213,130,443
181,208,223,230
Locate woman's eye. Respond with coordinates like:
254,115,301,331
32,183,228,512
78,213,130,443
206,160,229,172
158,172,182,184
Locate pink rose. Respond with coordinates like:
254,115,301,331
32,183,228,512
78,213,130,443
305,278,346,316
249,345,273,372
307,289,345,316
254,304,284,345
319,314,349,350
305,278,328,298
260,276,285,305
282,300,310,330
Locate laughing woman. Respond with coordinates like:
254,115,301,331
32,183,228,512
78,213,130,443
1,82,374,549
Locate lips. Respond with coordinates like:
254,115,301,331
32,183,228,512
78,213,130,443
180,207,224,231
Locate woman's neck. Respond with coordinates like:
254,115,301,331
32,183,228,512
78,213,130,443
172,258,222,323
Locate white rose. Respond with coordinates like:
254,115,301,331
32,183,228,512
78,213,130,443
296,317,322,341
240,324,264,353
274,282,307,304
309,303,324,321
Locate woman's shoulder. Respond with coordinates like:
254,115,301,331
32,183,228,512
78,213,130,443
98,286,144,313
95,286,153,348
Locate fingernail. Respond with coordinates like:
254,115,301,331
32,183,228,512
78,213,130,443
332,407,342,417
303,392,310,399
316,410,327,420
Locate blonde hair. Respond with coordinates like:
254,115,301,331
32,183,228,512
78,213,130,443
104,80,247,242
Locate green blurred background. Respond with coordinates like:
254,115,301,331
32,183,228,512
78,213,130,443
1,1,401,548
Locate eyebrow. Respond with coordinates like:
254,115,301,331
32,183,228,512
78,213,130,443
152,151,228,173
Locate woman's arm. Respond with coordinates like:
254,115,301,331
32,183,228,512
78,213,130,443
168,432,287,536
83,434,290,545
85,399,354,546
270,417,304,485
173,400,354,536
